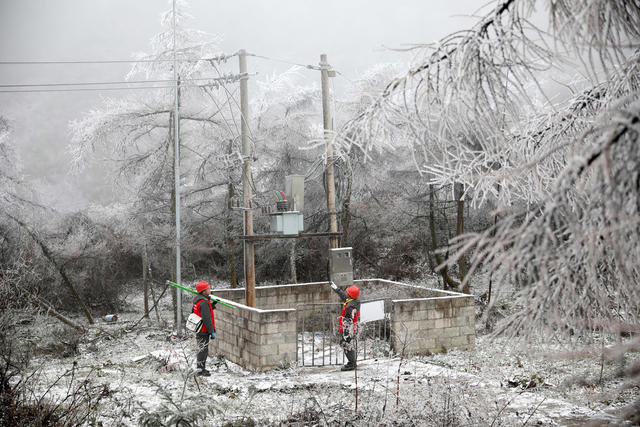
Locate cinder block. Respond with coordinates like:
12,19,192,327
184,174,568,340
460,306,475,318
416,319,436,330
246,320,261,333
278,342,296,356
248,354,260,369
260,333,285,345
452,315,468,327
434,336,451,348
411,308,429,321
263,322,284,335
257,343,279,357
435,299,452,311
427,309,444,320
400,320,423,332
450,335,468,347
434,317,452,329
459,325,475,335
451,297,466,307
424,327,446,338
259,354,283,367
240,329,259,344
284,332,297,344
392,310,412,322
466,334,476,345
412,328,433,340
265,310,295,323
420,338,436,350
249,310,262,322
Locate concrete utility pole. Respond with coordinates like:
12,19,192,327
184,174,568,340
172,0,182,334
320,54,339,249
239,49,256,307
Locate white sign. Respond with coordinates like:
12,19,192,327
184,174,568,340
359,300,385,323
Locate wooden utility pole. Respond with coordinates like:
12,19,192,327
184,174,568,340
239,49,256,307
320,53,339,249
455,182,468,292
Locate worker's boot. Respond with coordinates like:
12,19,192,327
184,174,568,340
196,368,211,376
340,363,355,371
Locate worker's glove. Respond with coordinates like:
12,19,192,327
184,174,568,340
210,331,216,340
343,334,352,343
211,300,218,309
330,281,338,290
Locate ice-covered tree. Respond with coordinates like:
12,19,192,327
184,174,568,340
69,1,244,323
344,0,640,418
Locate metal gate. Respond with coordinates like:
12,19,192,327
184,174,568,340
296,300,392,367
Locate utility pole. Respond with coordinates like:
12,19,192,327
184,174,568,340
172,0,182,334
239,49,256,307
320,53,339,249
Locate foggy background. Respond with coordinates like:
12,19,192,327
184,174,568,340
1,0,489,210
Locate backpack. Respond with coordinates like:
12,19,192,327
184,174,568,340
186,312,202,332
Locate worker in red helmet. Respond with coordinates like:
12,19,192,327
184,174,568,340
193,280,217,376
330,281,361,371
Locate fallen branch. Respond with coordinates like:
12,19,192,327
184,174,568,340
3,212,94,324
6,279,85,332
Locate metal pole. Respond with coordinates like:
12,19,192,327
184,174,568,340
296,308,299,365
320,54,338,249
172,0,182,334
302,307,306,366
322,306,326,366
239,49,256,307
312,308,316,366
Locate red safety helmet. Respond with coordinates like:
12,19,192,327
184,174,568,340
346,285,360,299
196,281,211,293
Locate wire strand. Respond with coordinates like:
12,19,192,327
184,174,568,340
0,74,250,88
0,81,246,94
246,52,322,71
0,53,239,66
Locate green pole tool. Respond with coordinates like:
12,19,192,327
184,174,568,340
166,280,236,308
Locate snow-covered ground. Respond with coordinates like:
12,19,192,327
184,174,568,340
9,285,639,426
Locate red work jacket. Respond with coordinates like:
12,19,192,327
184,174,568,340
193,298,215,333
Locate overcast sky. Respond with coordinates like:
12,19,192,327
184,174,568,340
0,0,500,210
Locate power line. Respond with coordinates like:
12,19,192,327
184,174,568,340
0,53,239,66
0,74,250,89
0,85,177,93
246,52,321,71
248,52,356,84
0,73,252,93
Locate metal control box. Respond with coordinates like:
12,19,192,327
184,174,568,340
270,211,304,235
285,175,305,211
329,247,353,287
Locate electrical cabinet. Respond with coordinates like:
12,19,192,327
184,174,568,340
285,175,305,211
270,211,303,235
329,247,353,287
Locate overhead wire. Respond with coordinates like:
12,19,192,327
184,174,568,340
2,49,348,188
0,85,178,93
0,52,239,65
0,74,252,94
2,48,360,212
0,74,248,88
246,52,321,71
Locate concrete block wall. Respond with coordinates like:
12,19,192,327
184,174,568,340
207,279,474,370
391,293,475,355
208,297,297,371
